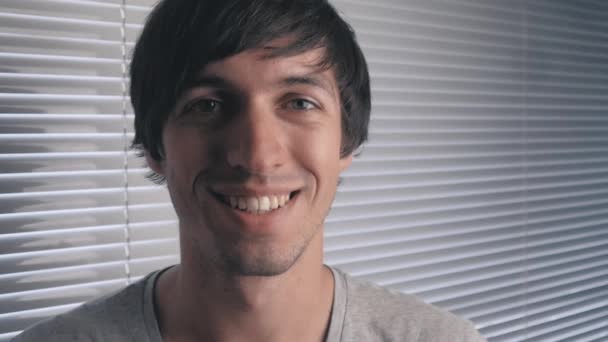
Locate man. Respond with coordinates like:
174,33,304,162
14,0,485,341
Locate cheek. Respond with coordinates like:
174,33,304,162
291,123,343,187
163,128,210,172
161,130,211,210
163,155,208,226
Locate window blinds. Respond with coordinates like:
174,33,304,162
1,0,607,341
328,1,608,341
0,0,177,339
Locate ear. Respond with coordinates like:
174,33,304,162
339,153,353,172
145,151,165,176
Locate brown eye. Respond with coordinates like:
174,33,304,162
184,99,222,114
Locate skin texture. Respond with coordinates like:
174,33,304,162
147,45,353,342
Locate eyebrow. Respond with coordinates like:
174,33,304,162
184,73,335,97
280,74,335,97
184,76,234,92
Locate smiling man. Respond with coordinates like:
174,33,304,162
14,1,485,341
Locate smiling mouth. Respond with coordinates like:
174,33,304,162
209,190,300,214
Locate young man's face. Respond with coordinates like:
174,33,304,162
148,44,353,276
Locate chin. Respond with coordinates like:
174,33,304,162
224,260,293,277
215,237,311,277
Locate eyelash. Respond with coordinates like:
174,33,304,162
181,96,319,116
182,98,222,115
287,98,319,111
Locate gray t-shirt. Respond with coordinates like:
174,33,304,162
13,266,486,341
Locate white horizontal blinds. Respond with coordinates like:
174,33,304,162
0,0,164,340
327,0,608,341
504,2,608,341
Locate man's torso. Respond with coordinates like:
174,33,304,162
12,266,485,342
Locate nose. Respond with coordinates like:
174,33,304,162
225,100,286,173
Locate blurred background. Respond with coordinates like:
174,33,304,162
0,0,607,340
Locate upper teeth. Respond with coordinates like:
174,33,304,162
226,194,291,213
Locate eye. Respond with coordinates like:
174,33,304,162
183,98,222,115
289,98,317,111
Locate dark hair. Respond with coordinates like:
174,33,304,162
130,0,370,180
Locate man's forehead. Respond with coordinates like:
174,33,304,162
192,46,338,95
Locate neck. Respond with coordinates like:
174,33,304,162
155,233,334,342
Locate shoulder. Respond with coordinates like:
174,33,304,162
12,276,151,342
335,268,485,341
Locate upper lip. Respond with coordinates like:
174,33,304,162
208,186,300,197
